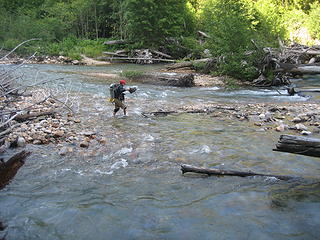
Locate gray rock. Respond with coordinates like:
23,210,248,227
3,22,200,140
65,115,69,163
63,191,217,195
80,141,89,148
59,147,68,156
301,131,312,135
17,137,26,147
295,123,307,131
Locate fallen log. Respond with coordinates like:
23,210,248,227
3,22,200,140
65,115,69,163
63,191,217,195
14,110,56,122
0,150,31,189
181,164,294,181
273,134,320,158
275,63,320,75
100,57,175,63
102,51,127,57
131,72,195,87
103,39,127,45
165,58,212,70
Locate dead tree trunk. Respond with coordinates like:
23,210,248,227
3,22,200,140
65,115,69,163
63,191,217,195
0,150,31,190
181,164,294,180
273,134,320,158
132,72,195,87
275,63,320,75
165,58,212,70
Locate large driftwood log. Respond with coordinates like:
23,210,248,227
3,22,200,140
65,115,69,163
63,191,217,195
0,150,31,189
181,164,294,180
100,57,175,63
275,63,320,74
165,58,212,70
132,72,195,87
103,40,127,45
273,134,320,157
14,110,56,122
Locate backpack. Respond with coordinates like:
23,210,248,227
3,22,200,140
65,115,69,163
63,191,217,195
109,83,120,101
109,83,121,102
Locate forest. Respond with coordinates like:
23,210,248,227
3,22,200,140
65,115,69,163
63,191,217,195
0,0,320,82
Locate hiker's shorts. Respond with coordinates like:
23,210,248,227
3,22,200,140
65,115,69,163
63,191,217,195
114,99,126,110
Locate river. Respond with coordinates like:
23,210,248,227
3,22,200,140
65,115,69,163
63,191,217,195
1,64,320,240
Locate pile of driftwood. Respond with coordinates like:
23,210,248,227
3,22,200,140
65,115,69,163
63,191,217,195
101,41,175,64
253,41,320,86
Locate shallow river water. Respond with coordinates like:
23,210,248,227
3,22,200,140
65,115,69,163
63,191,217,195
1,64,320,240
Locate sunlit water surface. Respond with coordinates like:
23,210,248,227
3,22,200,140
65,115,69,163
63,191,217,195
1,64,320,240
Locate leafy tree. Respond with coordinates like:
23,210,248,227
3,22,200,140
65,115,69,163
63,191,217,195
123,0,194,48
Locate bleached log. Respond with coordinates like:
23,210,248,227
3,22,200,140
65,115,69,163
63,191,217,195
103,40,127,45
165,58,212,70
131,72,194,87
100,57,176,63
276,63,320,74
102,51,127,57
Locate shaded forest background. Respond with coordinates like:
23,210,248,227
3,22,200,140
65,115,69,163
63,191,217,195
0,0,319,81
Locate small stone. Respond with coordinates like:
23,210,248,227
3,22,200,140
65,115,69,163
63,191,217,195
33,139,42,145
275,124,286,132
17,137,26,147
301,131,312,135
80,141,89,148
292,117,303,123
53,130,64,138
59,147,68,156
98,137,107,144
295,123,307,131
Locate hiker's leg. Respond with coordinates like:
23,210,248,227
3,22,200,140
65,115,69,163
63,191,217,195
113,107,119,116
123,107,127,116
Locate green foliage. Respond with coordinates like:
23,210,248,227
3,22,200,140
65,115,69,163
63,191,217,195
124,0,194,48
306,3,320,40
120,70,144,78
223,77,241,89
192,62,206,72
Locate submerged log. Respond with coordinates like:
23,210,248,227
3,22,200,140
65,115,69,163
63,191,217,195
132,72,195,87
181,164,294,181
273,134,320,157
0,150,31,189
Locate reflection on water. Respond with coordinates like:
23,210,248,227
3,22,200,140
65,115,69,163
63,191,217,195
1,64,320,240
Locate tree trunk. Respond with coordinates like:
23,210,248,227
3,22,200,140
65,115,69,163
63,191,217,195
181,164,294,181
273,134,320,158
276,63,320,74
0,150,31,190
165,58,212,70
132,72,195,87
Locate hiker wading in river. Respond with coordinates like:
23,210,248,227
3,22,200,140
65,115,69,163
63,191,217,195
109,80,136,117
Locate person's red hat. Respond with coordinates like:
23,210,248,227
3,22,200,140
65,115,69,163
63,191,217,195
120,80,126,85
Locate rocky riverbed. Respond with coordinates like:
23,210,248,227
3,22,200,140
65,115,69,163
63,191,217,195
3,89,320,157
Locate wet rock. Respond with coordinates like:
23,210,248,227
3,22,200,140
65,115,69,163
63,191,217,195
98,137,107,144
81,131,96,136
59,147,68,156
292,117,303,123
80,141,89,148
275,124,287,132
53,130,64,138
17,137,26,147
33,139,42,145
295,123,307,131
301,131,312,135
